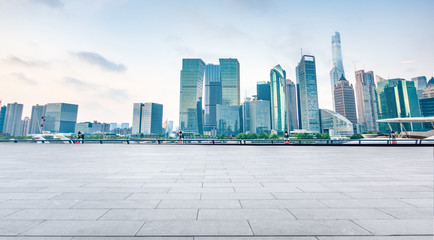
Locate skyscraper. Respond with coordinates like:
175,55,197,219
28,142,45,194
270,65,287,133
286,79,298,131
334,75,357,124
355,70,379,132
219,58,240,106
0,106,6,133
20,117,30,136
411,76,428,100
44,103,78,133
330,32,345,109
132,103,163,135
376,78,422,132
296,55,320,133
243,98,271,134
204,64,222,133
319,109,353,137
256,81,271,101
179,59,205,134
3,102,23,136
28,104,46,134
216,105,242,136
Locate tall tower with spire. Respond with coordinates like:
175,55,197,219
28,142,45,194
330,32,345,110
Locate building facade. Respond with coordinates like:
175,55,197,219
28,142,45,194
216,105,242,136
286,79,298,131
257,81,271,101
411,76,427,100
3,102,23,136
44,103,78,133
20,117,30,136
204,64,222,133
0,106,6,133
243,98,271,134
28,104,46,134
219,58,240,106
376,78,422,133
334,75,357,124
330,32,346,109
296,55,320,133
270,65,287,134
179,59,205,134
132,102,163,135
319,109,354,137
355,70,378,132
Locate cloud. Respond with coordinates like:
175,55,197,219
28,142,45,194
13,73,38,85
72,51,127,72
400,60,416,64
4,55,48,67
61,76,130,101
32,0,64,8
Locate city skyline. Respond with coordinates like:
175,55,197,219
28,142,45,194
0,0,433,126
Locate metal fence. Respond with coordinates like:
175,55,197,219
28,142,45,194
0,138,433,145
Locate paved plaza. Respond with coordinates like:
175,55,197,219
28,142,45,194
0,144,432,239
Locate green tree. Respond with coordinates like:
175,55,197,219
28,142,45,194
246,133,259,139
259,132,269,139
269,133,279,139
350,133,363,139
235,133,247,139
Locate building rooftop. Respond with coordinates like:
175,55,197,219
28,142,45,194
0,144,432,239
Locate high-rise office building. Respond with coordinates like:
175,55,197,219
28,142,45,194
216,105,242,136
28,104,46,134
355,70,378,132
319,109,353,137
121,123,129,129
20,117,30,136
411,76,427,100
3,102,23,136
376,78,422,132
0,106,6,133
422,78,434,98
270,65,287,134
296,55,320,133
220,58,240,106
243,98,271,134
204,64,222,133
257,81,271,101
334,75,357,124
109,123,118,131
44,103,78,133
179,59,205,134
330,32,345,109
286,79,298,131
132,102,163,135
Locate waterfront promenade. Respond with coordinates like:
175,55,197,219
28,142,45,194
0,144,432,239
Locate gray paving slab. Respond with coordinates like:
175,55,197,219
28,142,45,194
289,208,395,220
240,199,328,208
72,200,160,209
22,220,145,236
378,207,433,219
354,219,433,235
4,209,108,220
136,220,253,235
157,200,241,208
198,209,296,220
100,209,198,220
0,220,42,235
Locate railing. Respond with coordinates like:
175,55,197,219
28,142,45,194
0,138,433,145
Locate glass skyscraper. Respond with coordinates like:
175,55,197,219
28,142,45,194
28,104,46,134
411,76,427,100
179,59,205,134
219,58,240,106
204,64,222,133
0,106,6,133
270,65,287,134
319,109,354,137
256,81,271,101
216,105,241,136
296,55,320,133
132,103,163,135
330,32,345,109
355,70,378,132
44,103,78,133
286,79,298,131
243,99,271,134
334,75,357,124
376,78,422,133
3,102,23,136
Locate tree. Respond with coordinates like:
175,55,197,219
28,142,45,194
246,133,259,139
259,132,269,139
350,133,363,139
269,133,279,139
235,133,247,139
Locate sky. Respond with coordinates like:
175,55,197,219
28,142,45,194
0,0,433,127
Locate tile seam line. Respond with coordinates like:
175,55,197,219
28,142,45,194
9,234,434,237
